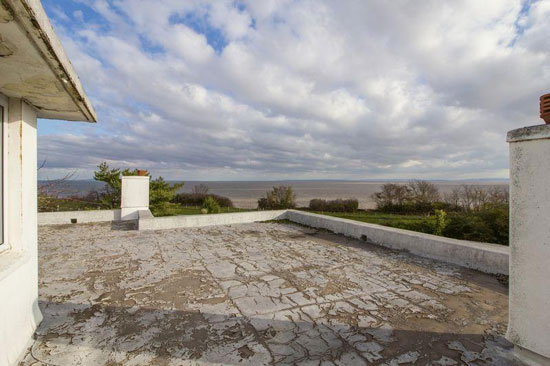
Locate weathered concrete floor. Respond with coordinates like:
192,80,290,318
21,222,520,366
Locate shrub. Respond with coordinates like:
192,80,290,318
309,198,359,212
93,162,125,208
202,196,220,214
257,198,269,210
443,214,494,243
381,219,434,234
258,186,296,210
309,199,325,211
149,176,185,212
173,193,233,208
476,205,509,245
442,206,509,245
433,209,448,236
432,201,458,212
376,202,438,215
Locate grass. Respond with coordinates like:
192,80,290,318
301,209,508,245
305,209,434,225
151,204,253,217
156,206,437,231
39,196,253,217
302,209,437,234
38,197,109,212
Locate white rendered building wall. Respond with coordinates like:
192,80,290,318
0,99,42,366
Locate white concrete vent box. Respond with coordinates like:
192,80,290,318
121,175,150,221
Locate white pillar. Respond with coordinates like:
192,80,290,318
0,97,43,366
507,124,550,366
120,175,150,221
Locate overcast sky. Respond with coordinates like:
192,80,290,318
38,0,550,181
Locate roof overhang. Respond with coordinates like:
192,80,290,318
0,0,96,122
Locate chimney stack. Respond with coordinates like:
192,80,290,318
541,93,550,124
120,172,150,221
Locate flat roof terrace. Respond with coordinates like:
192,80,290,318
21,221,520,366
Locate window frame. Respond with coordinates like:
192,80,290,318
0,94,6,250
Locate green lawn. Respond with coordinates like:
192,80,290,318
302,209,508,245
303,209,437,234
39,197,254,217
38,197,110,212
152,204,253,217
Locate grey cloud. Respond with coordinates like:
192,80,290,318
38,0,550,180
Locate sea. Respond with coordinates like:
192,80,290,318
39,179,509,209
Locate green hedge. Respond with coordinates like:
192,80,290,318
173,193,233,208
443,206,508,245
309,198,359,213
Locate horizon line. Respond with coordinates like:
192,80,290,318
38,177,510,182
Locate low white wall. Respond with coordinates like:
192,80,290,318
285,210,509,275
138,210,287,231
38,210,121,225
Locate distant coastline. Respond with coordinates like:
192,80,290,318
39,179,509,210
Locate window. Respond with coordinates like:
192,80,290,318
0,103,3,245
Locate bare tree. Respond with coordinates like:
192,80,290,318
458,184,475,211
487,186,509,206
38,161,106,212
372,183,410,208
258,186,296,209
444,188,461,208
192,183,210,195
408,180,440,204
394,185,410,205
38,159,47,171
444,184,509,211
38,170,81,212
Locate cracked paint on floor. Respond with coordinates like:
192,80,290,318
20,221,522,365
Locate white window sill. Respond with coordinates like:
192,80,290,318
0,248,31,282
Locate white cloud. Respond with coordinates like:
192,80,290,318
38,0,550,180
208,1,252,40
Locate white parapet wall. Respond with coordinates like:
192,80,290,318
38,210,121,225
138,210,288,231
135,208,508,275
507,124,550,365
284,210,509,275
